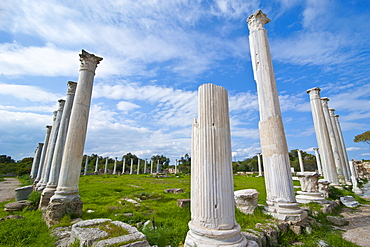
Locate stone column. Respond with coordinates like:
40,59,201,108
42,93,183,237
34,126,52,185
247,10,306,222
46,50,102,223
150,159,153,174
349,160,362,194
257,153,263,177
175,159,178,174
113,157,117,175
84,156,88,175
94,157,99,174
137,159,140,174
122,158,126,174
185,83,247,247
306,88,339,186
313,148,323,175
104,157,108,174
297,150,304,172
130,158,133,174
30,143,44,179
331,111,351,183
43,81,77,198
39,99,65,191
156,160,160,173
144,159,147,173
296,172,325,203
321,98,344,183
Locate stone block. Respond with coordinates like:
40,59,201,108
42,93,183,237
15,185,33,201
340,196,360,208
164,188,184,194
326,216,348,226
4,200,33,211
177,199,190,208
234,189,259,214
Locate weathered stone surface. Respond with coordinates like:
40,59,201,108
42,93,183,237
326,216,348,226
0,215,24,221
70,218,149,247
234,189,259,214
318,179,330,198
340,196,360,208
241,231,265,247
255,223,279,246
15,185,33,201
43,198,82,226
164,188,184,194
4,200,33,211
177,199,190,208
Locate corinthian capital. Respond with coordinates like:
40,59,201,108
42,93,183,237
67,81,77,94
247,9,270,31
57,99,65,111
79,49,103,72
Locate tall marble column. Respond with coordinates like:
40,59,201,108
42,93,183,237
104,157,108,174
321,98,344,183
113,157,117,175
30,143,44,179
122,158,126,174
257,153,263,177
150,159,153,174
297,150,304,172
130,158,133,174
94,157,99,174
175,159,178,174
156,160,160,173
185,83,247,247
84,156,88,175
330,110,351,183
248,10,306,222
46,50,102,223
144,159,147,173
39,100,65,191
306,88,339,186
313,148,323,175
34,126,52,185
43,81,77,197
137,159,140,174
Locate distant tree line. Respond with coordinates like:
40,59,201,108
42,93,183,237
0,155,33,176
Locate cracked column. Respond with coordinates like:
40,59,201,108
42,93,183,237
34,126,52,185
46,50,102,224
247,9,306,222
257,153,263,177
30,143,44,180
184,83,247,247
313,148,323,175
306,88,339,186
297,150,304,172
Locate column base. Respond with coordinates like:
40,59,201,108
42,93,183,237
264,201,307,223
296,191,327,204
39,187,56,210
43,194,82,226
184,222,248,247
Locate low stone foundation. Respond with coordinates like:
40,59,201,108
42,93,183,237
43,198,83,226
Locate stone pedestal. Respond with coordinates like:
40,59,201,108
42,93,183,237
318,179,330,198
313,148,323,175
46,50,102,223
296,172,325,203
34,126,52,185
257,153,263,177
306,88,339,186
30,143,43,179
184,83,247,247
234,189,259,214
247,10,306,222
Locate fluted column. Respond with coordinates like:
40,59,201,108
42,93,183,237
247,10,305,222
113,157,117,174
330,110,351,183
34,126,52,184
30,143,44,179
44,81,77,195
49,50,102,212
306,88,339,186
84,156,88,175
313,148,323,175
321,98,344,183
122,158,126,174
185,83,247,247
130,158,133,174
297,150,304,172
94,157,99,173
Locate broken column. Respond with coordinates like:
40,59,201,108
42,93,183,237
349,160,363,194
306,88,339,186
247,9,306,222
45,50,102,223
34,126,52,185
313,148,323,175
296,172,325,203
30,143,44,180
113,157,117,175
297,150,304,172
184,83,247,246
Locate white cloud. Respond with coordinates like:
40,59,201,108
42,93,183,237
0,82,63,102
347,147,364,151
117,101,141,112
360,153,370,156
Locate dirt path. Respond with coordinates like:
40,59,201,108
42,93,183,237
0,177,21,203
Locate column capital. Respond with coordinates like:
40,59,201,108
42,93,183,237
67,81,77,94
79,49,103,72
57,99,65,111
247,9,270,31
313,148,319,151
52,111,57,121
306,87,321,95
329,108,335,115
321,97,329,102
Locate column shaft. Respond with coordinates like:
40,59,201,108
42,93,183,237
122,158,126,174
104,158,108,174
113,157,117,174
298,150,304,172
84,156,88,175
313,148,323,175
95,157,99,173
34,126,52,184
30,143,44,179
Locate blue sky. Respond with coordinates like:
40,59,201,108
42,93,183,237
0,0,369,164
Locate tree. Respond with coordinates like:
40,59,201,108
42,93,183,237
151,155,170,169
354,131,370,145
0,155,15,163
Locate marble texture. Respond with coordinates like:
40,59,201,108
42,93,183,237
34,126,52,184
313,148,323,175
30,143,43,179
296,172,325,203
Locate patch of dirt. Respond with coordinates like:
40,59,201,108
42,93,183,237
0,178,21,202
